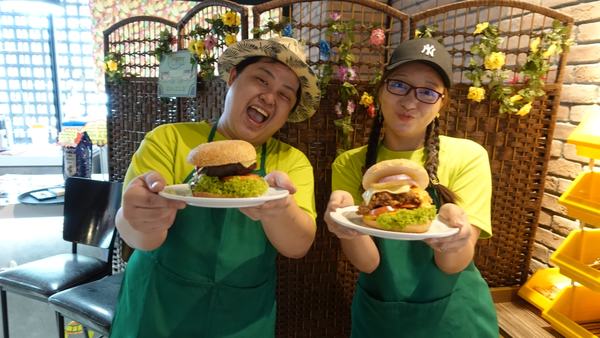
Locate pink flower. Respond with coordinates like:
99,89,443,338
367,104,376,118
370,28,385,46
330,12,341,21
204,35,217,52
335,102,343,117
347,100,356,115
337,66,357,81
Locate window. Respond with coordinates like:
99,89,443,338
0,0,105,146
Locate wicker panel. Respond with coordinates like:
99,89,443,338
177,0,249,44
106,78,178,181
411,1,573,288
179,79,228,122
252,1,410,336
104,16,177,78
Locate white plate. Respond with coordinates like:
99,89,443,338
159,184,289,208
330,206,459,240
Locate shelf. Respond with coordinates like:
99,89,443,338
543,285,600,338
518,268,572,311
550,229,600,292
559,172,600,227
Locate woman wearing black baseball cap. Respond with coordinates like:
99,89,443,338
325,38,498,337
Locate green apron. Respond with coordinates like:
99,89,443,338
351,188,498,338
111,127,277,338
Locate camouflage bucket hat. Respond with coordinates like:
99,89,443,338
218,36,321,123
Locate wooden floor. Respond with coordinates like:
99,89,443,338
493,287,563,338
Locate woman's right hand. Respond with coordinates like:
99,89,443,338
121,171,186,234
324,190,361,239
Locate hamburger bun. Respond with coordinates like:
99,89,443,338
362,159,429,190
187,140,256,168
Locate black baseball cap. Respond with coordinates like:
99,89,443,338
386,38,453,88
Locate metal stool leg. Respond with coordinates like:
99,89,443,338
55,312,64,338
1,289,9,338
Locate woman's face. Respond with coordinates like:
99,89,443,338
219,58,299,145
378,61,445,150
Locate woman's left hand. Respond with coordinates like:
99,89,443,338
239,171,295,221
423,203,477,254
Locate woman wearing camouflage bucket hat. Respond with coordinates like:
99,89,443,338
111,36,320,337
325,38,498,337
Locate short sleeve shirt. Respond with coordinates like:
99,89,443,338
332,135,492,238
124,121,316,219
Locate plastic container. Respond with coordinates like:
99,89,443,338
518,268,572,311
567,111,600,159
550,229,600,292
559,171,600,227
543,285,600,338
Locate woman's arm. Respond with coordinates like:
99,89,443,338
324,190,380,273
424,203,480,274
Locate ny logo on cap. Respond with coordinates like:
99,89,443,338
421,44,436,57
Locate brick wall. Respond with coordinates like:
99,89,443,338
389,0,600,273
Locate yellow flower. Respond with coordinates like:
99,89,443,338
414,29,421,38
542,44,557,59
188,40,204,56
530,37,541,53
484,52,505,70
105,60,118,72
473,22,489,35
222,11,239,27
225,34,237,46
359,92,373,107
467,86,486,102
509,94,523,103
517,102,532,116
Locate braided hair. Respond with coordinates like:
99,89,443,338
363,72,458,205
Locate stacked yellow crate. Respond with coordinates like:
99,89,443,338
542,112,600,337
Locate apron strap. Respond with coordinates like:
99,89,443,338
184,124,267,183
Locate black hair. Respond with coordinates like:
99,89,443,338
363,66,458,205
234,56,301,114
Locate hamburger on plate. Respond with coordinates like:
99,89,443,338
357,159,436,233
186,140,268,198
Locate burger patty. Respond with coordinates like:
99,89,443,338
200,163,257,177
357,191,421,215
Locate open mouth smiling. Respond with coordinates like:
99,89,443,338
247,105,270,124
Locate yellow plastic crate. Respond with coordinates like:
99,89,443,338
550,229,600,292
518,268,572,311
567,111,600,159
543,285,600,338
558,171,600,227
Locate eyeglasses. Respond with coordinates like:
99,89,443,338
384,79,444,104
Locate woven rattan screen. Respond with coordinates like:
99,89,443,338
104,1,249,182
251,1,409,336
104,0,572,336
411,0,573,288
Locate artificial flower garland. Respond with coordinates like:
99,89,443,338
466,20,571,115
153,10,241,80
103,52,128,83
252,13,384,154
318,12,384,154
187,10,241,80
